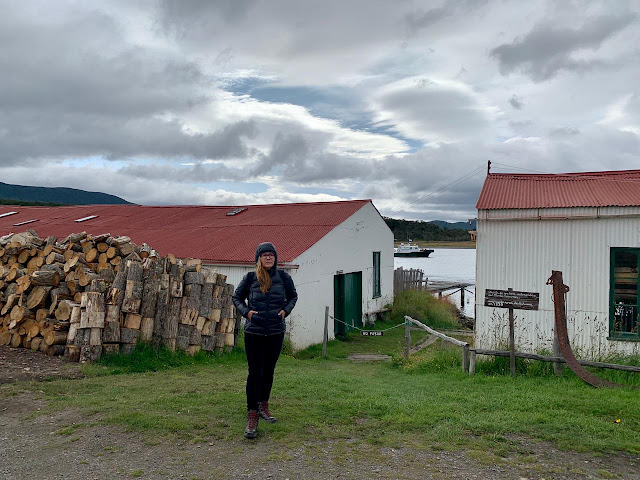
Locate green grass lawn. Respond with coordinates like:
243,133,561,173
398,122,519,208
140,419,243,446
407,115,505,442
3,311,640,456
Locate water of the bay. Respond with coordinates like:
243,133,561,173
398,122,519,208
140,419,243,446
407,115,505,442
394,248,476,318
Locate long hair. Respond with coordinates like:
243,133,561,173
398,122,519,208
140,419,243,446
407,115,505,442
256,259,272,294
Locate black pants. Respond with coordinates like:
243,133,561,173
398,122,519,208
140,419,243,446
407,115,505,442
244,332,284,411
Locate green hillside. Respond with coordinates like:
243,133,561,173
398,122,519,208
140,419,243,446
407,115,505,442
384,217,472,242
0,182,131,205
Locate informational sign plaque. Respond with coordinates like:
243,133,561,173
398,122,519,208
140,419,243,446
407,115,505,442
361,331,384,336
484,289,539,311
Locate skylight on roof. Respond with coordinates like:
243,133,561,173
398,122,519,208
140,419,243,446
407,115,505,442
13,219,38,226
226,207,247,216
0,211,18,218
75,215,98,223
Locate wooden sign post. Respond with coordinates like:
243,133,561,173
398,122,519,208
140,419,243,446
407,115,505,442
485,288,540,376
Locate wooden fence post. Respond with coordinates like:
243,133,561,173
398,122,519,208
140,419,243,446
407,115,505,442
404,318,411,361
469,350,476,375
462,344,469,373
508,288,515,376
322,306,329,359
552,327,564,376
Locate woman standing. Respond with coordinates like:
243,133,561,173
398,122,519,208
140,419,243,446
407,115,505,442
232,242,298,439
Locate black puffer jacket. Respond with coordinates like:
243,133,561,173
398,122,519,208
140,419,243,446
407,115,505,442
232,245,297,335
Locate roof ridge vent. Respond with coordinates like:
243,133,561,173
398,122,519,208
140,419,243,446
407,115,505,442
13,219,38,226
75,215,98,223
226,207,247,216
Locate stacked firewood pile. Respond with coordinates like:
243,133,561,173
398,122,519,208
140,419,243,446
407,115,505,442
0,230,237,362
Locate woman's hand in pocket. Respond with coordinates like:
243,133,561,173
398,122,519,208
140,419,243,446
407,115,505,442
247,310,258,320
279,310,285,319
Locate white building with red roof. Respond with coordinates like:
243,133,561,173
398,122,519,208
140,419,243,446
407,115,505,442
0,200,394,351
475,169,640,359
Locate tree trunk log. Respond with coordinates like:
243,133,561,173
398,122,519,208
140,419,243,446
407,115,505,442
122,262,143,313
85,292,105,328
140,317,154,342
120,327,139,344
31,270,60,286
80,345,102,363
102,320,120,343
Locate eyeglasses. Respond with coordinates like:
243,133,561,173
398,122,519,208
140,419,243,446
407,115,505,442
260,253,275,259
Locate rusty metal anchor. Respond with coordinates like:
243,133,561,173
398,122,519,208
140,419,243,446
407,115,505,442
546,271,620,388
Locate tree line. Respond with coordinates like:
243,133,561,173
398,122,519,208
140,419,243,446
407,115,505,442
383,217,472,242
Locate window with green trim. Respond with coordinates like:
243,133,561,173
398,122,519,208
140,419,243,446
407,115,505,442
372,251,381,298
610,248,640,339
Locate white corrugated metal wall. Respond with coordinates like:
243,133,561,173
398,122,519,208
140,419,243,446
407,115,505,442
476,206,640,359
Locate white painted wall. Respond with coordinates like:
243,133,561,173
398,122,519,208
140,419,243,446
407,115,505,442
206,201,394,351
476,206,640,359
286,202,394,351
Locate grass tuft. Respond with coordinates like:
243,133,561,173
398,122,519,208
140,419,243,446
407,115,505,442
390,289,461,330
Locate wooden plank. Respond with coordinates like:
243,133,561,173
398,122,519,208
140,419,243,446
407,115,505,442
472,349,640,373
404,316,468,347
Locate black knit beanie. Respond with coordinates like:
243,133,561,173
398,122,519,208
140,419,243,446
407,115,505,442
255,242,277,264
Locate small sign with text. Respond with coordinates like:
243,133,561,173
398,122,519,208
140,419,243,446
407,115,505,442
361,331,384,336
484,289,539,311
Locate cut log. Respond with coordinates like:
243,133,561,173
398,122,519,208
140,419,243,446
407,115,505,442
121,262,143,313
184,272,205,285
46,252,65,265
67,323,78,343
79,345,102,363
47,344,65,356
154,291,168,337
165,297,180,339
106,267,127,307
62,232,87,244
30,337,42,351
124,313,142,330
169,264,184,298
179,297,199,325
102,320,120,343
31,270,60,287
85,248,98,263
26,286,50,310
120,242,137,256
120,327,139,344
96,242,108,253
184,283,202,299
44,330,68,346
105,304,122,324
140,317,154,342
201,334,216,351
176,334,189,351
70,305,81,324
90,328,102,346
55,300,75,321
199,283,214,317
106,246,117,259
85,292,105,328
36,308,48,322
102,343,119,355
64,345,81,362
78,270,98,288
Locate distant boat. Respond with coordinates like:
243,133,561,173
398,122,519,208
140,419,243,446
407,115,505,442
394,243,434,258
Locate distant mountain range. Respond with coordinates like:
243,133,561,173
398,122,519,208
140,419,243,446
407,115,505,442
0,182,131,205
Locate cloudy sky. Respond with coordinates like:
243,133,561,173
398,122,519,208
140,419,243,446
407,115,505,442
1,0,639,221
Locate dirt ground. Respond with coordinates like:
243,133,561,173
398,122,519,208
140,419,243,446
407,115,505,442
0,345,83,383
1,347,639,479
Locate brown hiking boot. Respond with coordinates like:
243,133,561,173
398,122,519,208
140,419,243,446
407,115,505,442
258,401,277,423
244,410,259,439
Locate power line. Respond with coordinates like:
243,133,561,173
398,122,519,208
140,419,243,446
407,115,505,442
399,163,486,210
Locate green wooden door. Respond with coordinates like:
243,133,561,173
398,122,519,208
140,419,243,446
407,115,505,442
334,272,362,337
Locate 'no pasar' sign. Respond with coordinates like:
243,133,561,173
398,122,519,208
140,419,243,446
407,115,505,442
361,331,384,336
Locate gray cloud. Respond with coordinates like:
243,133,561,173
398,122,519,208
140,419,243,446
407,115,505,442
509,94,524,110
491,14,637,81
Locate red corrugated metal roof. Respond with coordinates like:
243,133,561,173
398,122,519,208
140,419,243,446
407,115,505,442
476,170,640,210
0,200,371,264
